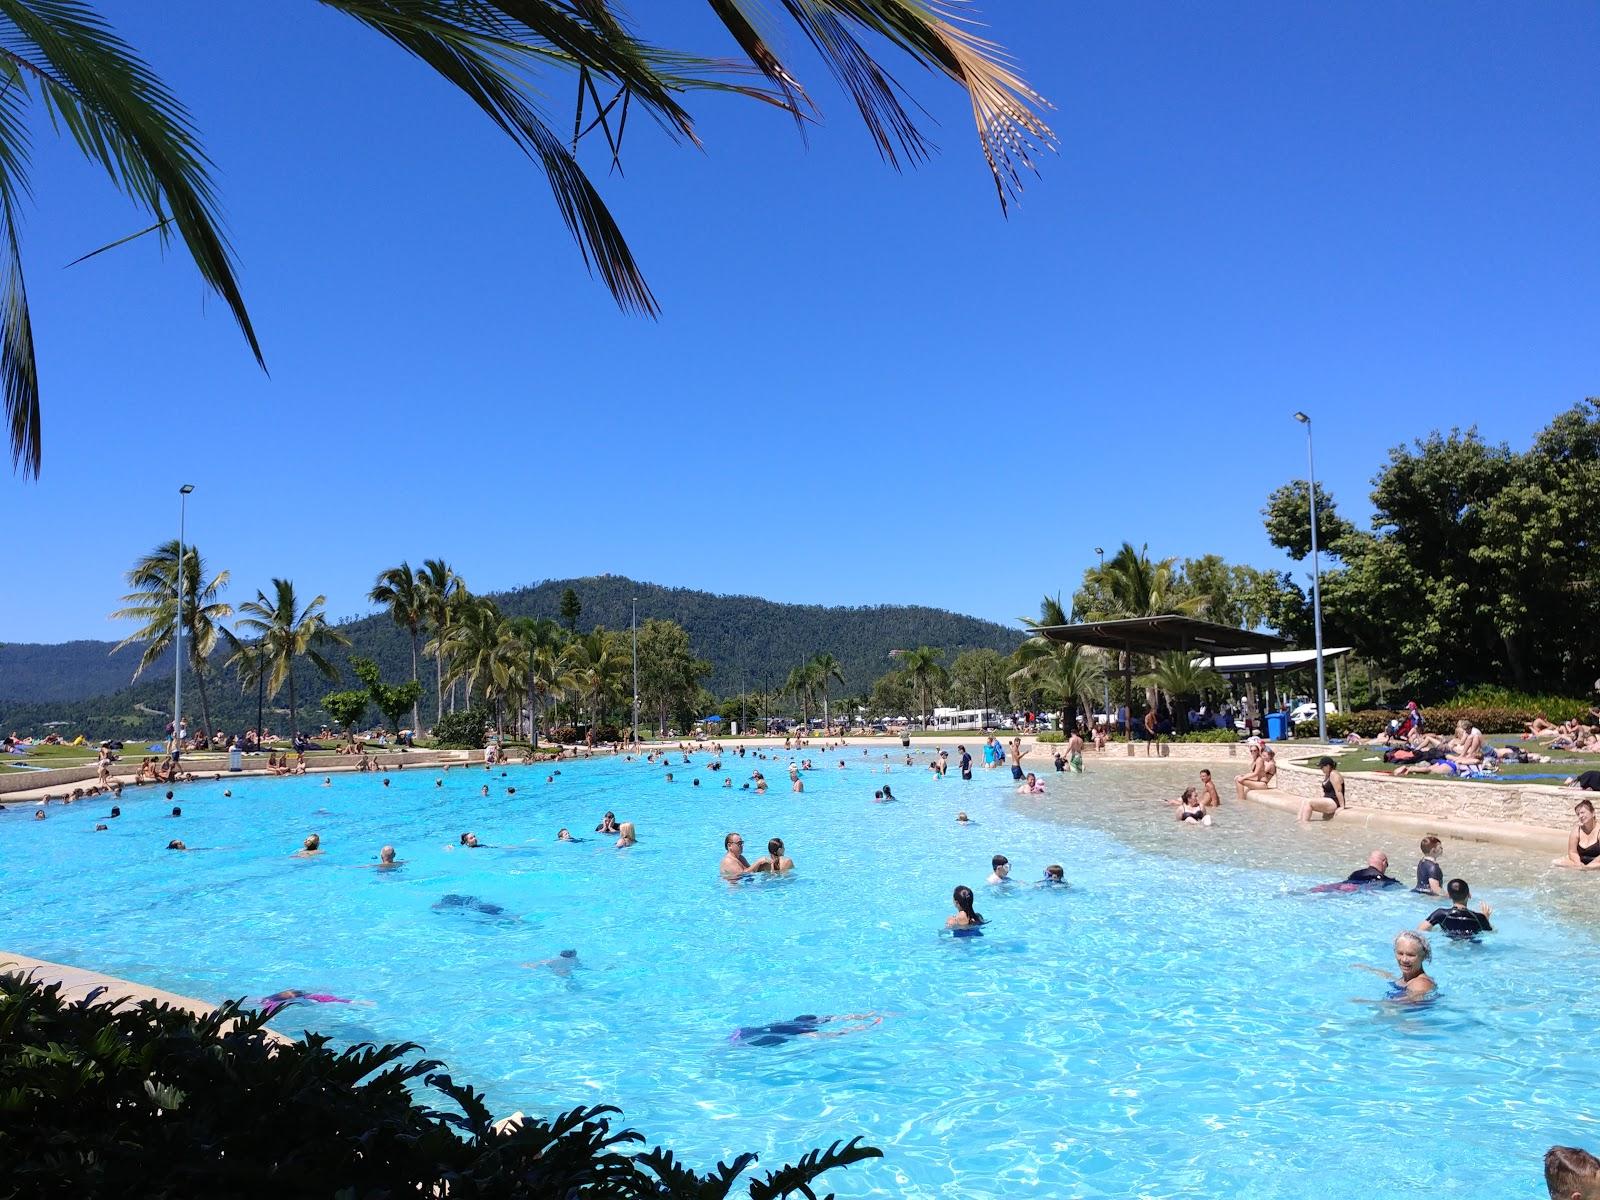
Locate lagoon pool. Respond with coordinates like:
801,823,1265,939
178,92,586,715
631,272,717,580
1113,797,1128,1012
2,747,1597,1198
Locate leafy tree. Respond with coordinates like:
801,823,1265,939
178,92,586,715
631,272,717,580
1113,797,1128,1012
1260,482,1356,561
369,562,426,733
1176,555,1289,632
431,702,493,750
233,579,349,737
898,646,945,728
949,649,1009,720
573,627,628,726
1077,542,1207,621
351,657,424,735
6,2,1050,479
437,599,520,734
506,617,571,747
321,688,369,740
1264,401,1600,693
784,662,820,728
1011,643,1101,732
637,618,708,735
560,587,582,633
109,540,232,739
810,652,846,730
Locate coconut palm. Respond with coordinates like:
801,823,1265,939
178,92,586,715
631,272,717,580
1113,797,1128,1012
438,599,521,733
368,561,425,733
1138,652,1227,733
573,627,628,728
417,558,464,723
1010,642,1102,734
1089,543,1208,621
784,663,821,729
899,646,946,729
5,1,1050,479
233,579,350,738
810,652,846,732
109,540,232,740
507,617,573,747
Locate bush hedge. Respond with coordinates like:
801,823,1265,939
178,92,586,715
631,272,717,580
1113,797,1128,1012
0,971,879,1198
432,703,492,749
1167,729,1241,743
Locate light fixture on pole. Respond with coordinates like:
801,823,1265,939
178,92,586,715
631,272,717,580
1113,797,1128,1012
1094,546,1109,724
631,597,639,745
1293,412,1328,743
174,484,195,757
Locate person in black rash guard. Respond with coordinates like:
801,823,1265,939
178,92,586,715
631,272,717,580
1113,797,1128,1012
1418,878,1493,939
1343,850,1402,887
958,746,972,781
1414,835,1445,896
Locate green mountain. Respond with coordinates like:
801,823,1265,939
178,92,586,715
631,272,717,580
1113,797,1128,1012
1,576,1021,737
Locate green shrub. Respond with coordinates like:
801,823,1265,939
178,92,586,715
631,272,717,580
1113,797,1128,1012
1035,732,1066,743
548,724,579,745
1448,686,1592,724
432,703,493,749
0,971,880,1198
1169,729,1240,743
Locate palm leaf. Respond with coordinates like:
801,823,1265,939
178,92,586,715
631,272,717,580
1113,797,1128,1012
748,1135,882,1200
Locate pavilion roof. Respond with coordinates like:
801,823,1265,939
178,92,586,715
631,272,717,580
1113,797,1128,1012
1027,616,1290,657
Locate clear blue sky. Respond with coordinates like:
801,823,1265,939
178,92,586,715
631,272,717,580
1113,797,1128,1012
4,1,1597,643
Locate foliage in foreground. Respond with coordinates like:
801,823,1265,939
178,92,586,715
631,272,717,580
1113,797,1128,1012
0,971,880,1198
431,701,493,749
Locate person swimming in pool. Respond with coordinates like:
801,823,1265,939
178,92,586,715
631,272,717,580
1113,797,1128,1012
751,837,794,874
956,811,972,825
1353,931,1436,1001
1553,799,1600,870
1418,878,1493,939
1039,864,1067,886
1311,850,1401,892
556,828,585,842
720,832,751,877
376,845,401,869
946,884,985,933
728,1012,883,1046
596,812,620,834
522,949,578,978
294,834,322,858
1015,773,1045,795
255,989,356,1015
987,855,1012,885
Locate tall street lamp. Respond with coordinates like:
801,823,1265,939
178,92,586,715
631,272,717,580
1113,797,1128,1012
631,596,639,745
174,484,195,757
1293,413,1328,743
1094,546,1109,724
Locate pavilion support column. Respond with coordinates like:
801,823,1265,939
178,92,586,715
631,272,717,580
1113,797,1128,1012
1334,656,1346,713
1265,650,1278,734
1123,641,1134,742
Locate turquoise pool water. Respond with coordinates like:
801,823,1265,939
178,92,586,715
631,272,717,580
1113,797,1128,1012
3,749,1597,1197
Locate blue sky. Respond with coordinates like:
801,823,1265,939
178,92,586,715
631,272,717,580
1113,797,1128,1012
3,1,1597,643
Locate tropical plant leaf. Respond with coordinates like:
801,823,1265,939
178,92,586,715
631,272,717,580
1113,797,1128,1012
747,1136,882,1200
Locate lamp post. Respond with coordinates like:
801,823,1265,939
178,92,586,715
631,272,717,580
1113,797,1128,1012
1293,413,1328,743
631,596,639,746
173,484,195,756
1095,546,1109,725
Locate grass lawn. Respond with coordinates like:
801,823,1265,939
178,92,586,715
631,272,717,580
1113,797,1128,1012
1319,744,1600,783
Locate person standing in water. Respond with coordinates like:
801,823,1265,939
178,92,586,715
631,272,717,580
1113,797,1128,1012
946,885,985,932
751,838,794,874
720,832,751,877
1354,931,1435,1001
1067,729,1084,773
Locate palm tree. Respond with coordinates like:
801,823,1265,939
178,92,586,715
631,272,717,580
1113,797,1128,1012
784,663,821,729
439,599,521,734
109,540,232,740
810,652,846,732
233,579,350,738
1011,642,1102,734
368,561,425,733
221,630,268,743
573,627,627,728
417,558,464,723
899,646,946,729
5,2,1050,479
507,617,572,747
1138,652,1227,733
1089,543,1207,621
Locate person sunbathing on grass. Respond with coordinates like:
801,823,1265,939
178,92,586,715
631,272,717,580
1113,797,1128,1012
1392,758,1497,779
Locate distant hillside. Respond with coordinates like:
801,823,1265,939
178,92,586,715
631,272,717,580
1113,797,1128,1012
0,576,1021,736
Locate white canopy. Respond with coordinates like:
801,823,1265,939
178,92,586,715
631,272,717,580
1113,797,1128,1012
1196,647,1354,675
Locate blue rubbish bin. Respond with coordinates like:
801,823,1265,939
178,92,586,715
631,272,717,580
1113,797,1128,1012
1264,712,1289,741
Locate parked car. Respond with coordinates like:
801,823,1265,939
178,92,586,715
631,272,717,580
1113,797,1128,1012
1289,701,1339,724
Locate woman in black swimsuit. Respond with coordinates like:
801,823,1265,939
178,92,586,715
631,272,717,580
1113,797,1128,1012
1554,799,1600,870
1297,757,1345,823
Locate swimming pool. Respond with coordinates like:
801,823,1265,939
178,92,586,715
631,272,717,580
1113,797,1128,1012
2,748,1596,1197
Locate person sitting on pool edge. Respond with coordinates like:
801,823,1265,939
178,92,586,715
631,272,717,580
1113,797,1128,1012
1552,799,1600,870
1297,757,1345,822
1544,1145,1600,1200
751,837,794,874
1418,878,1493,939
720,832,750,877
947,884,985,933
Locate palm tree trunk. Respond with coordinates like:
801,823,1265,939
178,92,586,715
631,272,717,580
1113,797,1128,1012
288,667,298,740
410,630,420,733
435,649,444,724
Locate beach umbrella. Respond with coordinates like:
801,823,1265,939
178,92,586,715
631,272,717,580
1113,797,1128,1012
700,716,723,723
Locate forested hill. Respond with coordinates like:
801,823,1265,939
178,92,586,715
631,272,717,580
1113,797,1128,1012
1,576,1021,735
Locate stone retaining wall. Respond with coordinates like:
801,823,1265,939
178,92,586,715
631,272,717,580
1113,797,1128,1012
1267,759,1579,832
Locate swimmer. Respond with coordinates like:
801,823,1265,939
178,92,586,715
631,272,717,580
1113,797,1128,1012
693,779,701,788
435,778,442,787
1353,931,1436,1001
792,777,804,793
1015,772,1045,795
1418,879,1493,939
522,949,579,978
295,834,322,857
33,809,45,821
109,806,121,818
322,777,332,787
1177,790,1212,825
751,837,794,874
987,854,1012,885
1414,835,1445,895
222,789,232,798
595,811,620,834
1312,850,1401,892
459,832,483,848
170,806,182,817
480,785,490,797
166,840,187,850
665,773,674,783
94,823,108,831
1040,864,1067,886
614,821,636,848
382,777,390,787
376,845,401,869
956,811,971,824
881,785,896,802
557,828,585,842
255,989,355,1016
722,777,732,788
1198,768,1220,807
946,884,985,932
720,832,750,877
728,1012,883,1047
